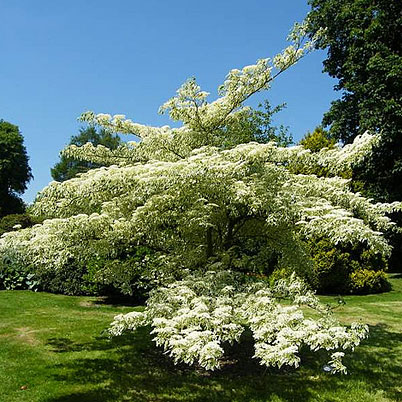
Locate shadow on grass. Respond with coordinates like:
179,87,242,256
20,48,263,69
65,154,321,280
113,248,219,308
342,323,402,399
92,294,146,307
43,324,402,402
46,334,116,354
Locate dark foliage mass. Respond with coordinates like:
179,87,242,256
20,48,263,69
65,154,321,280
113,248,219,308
307,0,401,145
307,0,402,199
0,120,32,216
307,0,402,270
0,213,43,236
306,237,390,294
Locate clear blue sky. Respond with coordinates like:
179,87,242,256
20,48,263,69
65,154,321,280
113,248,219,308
0,0,337,203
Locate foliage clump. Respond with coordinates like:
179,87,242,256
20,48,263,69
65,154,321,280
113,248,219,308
0,120,32,216
0,213,43,237
299,126,336,153
110,271,369,372
349,269,390,295
0,254,39,291
306,236,389,294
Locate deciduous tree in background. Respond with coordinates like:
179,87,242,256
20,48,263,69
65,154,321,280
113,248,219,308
0,120,32,216
299,126,335,153
306,0,402,270
306,0,402,200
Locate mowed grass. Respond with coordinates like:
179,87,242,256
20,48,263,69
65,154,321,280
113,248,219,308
0,275,401,402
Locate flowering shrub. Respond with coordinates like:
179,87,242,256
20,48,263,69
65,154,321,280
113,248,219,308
110,272,368,373
0,21,400,371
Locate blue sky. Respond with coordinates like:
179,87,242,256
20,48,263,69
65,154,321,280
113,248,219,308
0,0,337,203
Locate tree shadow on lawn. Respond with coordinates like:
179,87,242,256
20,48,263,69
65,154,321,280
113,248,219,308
43,324,402,402
91,294,147,307
344,323,402,400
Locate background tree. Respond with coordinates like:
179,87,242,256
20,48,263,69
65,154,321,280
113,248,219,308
218,100,293,149
51,126,122,182
299,126,335,153
307,0,401,145
291,126,338,177
307,0,402,270
0,120,32,216
307,0,402,197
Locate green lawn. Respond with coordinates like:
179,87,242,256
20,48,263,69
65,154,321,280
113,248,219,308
0,275,401,402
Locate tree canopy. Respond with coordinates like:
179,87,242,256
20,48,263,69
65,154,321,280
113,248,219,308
51,126,122,182
306,0,402,201
1,22,398,372
0,120,32,216
307,0,401,143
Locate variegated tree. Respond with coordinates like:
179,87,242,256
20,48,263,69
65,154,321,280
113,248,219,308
1,22,400,372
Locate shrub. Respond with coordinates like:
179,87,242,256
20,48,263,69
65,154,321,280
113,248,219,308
306,236,390,294
350,269,391,294
33,262,91,296
0,256,39,291
268,267,293,285
81,247,163,300
28,245,165,298
0,213,43,236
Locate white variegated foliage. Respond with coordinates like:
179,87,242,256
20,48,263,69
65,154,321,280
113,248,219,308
110,272,368,372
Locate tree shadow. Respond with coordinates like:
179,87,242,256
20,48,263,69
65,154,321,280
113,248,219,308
92,294,145,307
339,323,402,400
46,335,114,353
43,324,402,402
